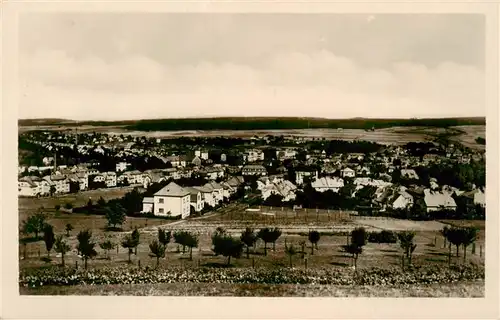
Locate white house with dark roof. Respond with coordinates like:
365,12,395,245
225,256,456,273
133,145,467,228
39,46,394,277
152,182,191,218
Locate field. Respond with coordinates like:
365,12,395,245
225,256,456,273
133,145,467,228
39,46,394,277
18,124,485,148
19,199,485,293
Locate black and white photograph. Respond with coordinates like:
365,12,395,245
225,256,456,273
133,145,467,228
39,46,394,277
2,2,499,319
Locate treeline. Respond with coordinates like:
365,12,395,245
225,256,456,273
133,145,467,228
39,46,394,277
116,117,486,132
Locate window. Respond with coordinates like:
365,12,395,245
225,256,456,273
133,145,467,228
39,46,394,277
159,198,164,203
159,208,164,214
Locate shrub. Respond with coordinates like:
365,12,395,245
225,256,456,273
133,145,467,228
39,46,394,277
368,230,397,244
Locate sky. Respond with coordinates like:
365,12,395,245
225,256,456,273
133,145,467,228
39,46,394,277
18,13,486,120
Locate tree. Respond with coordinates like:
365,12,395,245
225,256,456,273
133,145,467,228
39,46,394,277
184,232,199,260
308,230,321,255
49,185,56,196
131,228,140,255
257,228,274,256
212,233,244,266
285,242,297,268
99,239,115,260
54,204,61,212
461,227,478,264
240,227,257,259
64,202,73,210
174,231,189,254
76,229,97,269
446,227,464,258
22,213,46,239
158,228,171,249
149,240,166,268
342,243,363,269
351,227,367,248
397,231,417,267
105,204,126,230
342,227,368,270
54,235,70,267
65,223,73,237
43,224,56,259
121,234,136,263
269,227,282,251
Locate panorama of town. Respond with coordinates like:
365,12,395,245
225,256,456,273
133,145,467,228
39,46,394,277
18,127,486,296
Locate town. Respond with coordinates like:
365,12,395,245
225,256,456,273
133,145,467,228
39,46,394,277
18,129,486,220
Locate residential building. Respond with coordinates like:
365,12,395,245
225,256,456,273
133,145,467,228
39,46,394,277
142,197,154,213
116,162,130,172
152,182,191,218
391,188,414,209
341,167,356,178
295,170,318,185
104,172,117,187
185,187,204,212
423,189,457,212
242,165,267,176
400,169,419,180
311,177,344,193
193,186,216,207
43,175,70,194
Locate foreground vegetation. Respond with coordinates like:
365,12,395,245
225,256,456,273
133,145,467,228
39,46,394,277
20,263,484,288
21,280,485,297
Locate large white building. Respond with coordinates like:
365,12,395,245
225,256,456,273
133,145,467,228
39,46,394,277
151,182,191,218
311,177,344,193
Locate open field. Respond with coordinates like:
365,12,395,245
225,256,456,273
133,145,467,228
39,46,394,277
18,124,485,147
19,201,485,273
450,125,486,150
20,280,484,297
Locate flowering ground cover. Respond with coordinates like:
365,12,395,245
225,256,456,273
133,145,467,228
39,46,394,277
20,264,484,288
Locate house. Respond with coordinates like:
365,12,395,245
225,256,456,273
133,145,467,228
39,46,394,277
43,175,70,194
354,177,392,190
423,189,457,212
195,150,209,160
18,176,42,197
152,182,191,218
191,156,202,167
257,175,284,189
462,188,486,208
103,172,117,187
311,177,344,193
276,149,297,160
341,167,356,178
246,149,265,162
242,165,267,176
116,162,130,172
203,182,224,202
193,186,216,207
295,170,318,185
142,197,154,213
68,172,88,191
226,176,244,189
400,169,419,180
260,180,297,202
184,187,204,212
142,170,166,188
391,188,414,209
202,167,225,180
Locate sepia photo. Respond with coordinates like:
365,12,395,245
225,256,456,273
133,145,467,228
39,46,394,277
2,2,499,319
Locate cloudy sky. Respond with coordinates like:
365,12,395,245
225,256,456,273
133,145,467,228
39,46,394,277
19,13,485,120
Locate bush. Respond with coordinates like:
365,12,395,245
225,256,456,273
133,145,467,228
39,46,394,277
368,230,398,244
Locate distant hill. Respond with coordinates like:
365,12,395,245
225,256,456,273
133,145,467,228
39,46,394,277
18,117,486,131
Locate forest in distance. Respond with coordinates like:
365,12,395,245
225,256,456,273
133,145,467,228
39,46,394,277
18,117,486,131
